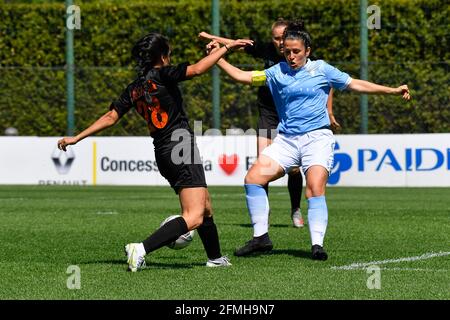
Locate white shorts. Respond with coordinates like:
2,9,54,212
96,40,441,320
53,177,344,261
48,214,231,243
261,129,335,175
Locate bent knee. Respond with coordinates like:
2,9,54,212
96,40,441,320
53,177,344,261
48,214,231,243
182,211,204,230
305,187,325,199
244,174,254,185
203,206,213,218
245,169,268,185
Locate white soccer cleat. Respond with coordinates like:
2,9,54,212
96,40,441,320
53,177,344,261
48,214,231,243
124,243,146,272
206,256,232,267
291,209,304,228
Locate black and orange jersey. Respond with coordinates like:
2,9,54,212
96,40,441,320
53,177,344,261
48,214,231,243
110,62,192,147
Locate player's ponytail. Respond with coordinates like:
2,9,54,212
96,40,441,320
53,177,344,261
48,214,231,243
283,19,311,49
132,32,170,77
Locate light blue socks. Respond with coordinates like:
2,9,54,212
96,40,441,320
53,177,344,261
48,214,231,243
307,196,328,246
245,184,270,237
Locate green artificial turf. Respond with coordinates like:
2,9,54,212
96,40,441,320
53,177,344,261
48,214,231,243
0,186,448,300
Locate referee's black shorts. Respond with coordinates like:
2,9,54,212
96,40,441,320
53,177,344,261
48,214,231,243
155,134,207,194
257,104,279,140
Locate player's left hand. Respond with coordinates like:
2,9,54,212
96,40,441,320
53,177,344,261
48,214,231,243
329,114,341,133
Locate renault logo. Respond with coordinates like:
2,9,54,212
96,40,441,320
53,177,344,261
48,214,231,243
52,148,75,174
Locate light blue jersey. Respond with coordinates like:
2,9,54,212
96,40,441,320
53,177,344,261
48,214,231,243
264,59,352,135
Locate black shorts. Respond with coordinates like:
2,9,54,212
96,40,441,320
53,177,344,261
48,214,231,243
155,134,207,194
257,104,279,139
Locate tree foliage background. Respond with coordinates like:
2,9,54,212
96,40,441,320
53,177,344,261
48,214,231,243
0,0,448,136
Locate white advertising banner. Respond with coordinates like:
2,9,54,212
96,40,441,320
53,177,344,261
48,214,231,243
328,134,449,187
0,134,448,187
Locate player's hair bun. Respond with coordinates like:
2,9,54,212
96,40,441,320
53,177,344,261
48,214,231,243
288,19,305,32
132,33,170,77
283,19,311,49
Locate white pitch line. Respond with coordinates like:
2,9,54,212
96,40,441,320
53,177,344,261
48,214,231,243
96,211,119,215
331,251,450,270
377,267,448,272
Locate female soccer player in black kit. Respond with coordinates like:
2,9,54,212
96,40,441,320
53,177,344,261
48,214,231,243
199,19,339,246
57,33,252,271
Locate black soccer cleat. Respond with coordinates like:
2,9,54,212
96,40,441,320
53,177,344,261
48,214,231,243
311,244,328,261
234,234,273,257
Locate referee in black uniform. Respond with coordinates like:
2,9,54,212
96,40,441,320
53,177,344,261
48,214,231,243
58,32,253,271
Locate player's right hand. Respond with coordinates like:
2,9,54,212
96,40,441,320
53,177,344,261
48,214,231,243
57,137,77,152
206,40,221,55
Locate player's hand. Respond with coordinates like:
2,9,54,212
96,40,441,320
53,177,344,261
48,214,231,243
396,85,410,101
206,40,221,55
329,114,341,133
198,31,213,40
227,38,253,51
57,137,78,152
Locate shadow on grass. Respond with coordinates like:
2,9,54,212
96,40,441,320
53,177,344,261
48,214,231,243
224,223,291,228
232,249,311,260
78,259,204,270
145,261,204,270
270,249,312,259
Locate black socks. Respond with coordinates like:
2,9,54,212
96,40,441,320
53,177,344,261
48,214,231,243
142,215,223,260
142,216,188,254
288,173,303,211
197,216,222,260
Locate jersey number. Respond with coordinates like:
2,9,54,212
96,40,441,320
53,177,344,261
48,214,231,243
137,80,168,129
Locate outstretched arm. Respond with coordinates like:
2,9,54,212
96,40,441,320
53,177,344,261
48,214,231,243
205,40,254,85
199,31,249,53
57,109,120,151
186,38,253,78
217,58,253,85
348,79,411,100
198,31,234,46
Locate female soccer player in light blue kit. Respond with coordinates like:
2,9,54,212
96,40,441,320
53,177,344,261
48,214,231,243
207,21,410,260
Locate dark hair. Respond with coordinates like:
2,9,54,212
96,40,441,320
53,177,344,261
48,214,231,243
271,17,289,31
282,19,311,49
131,32,170,77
